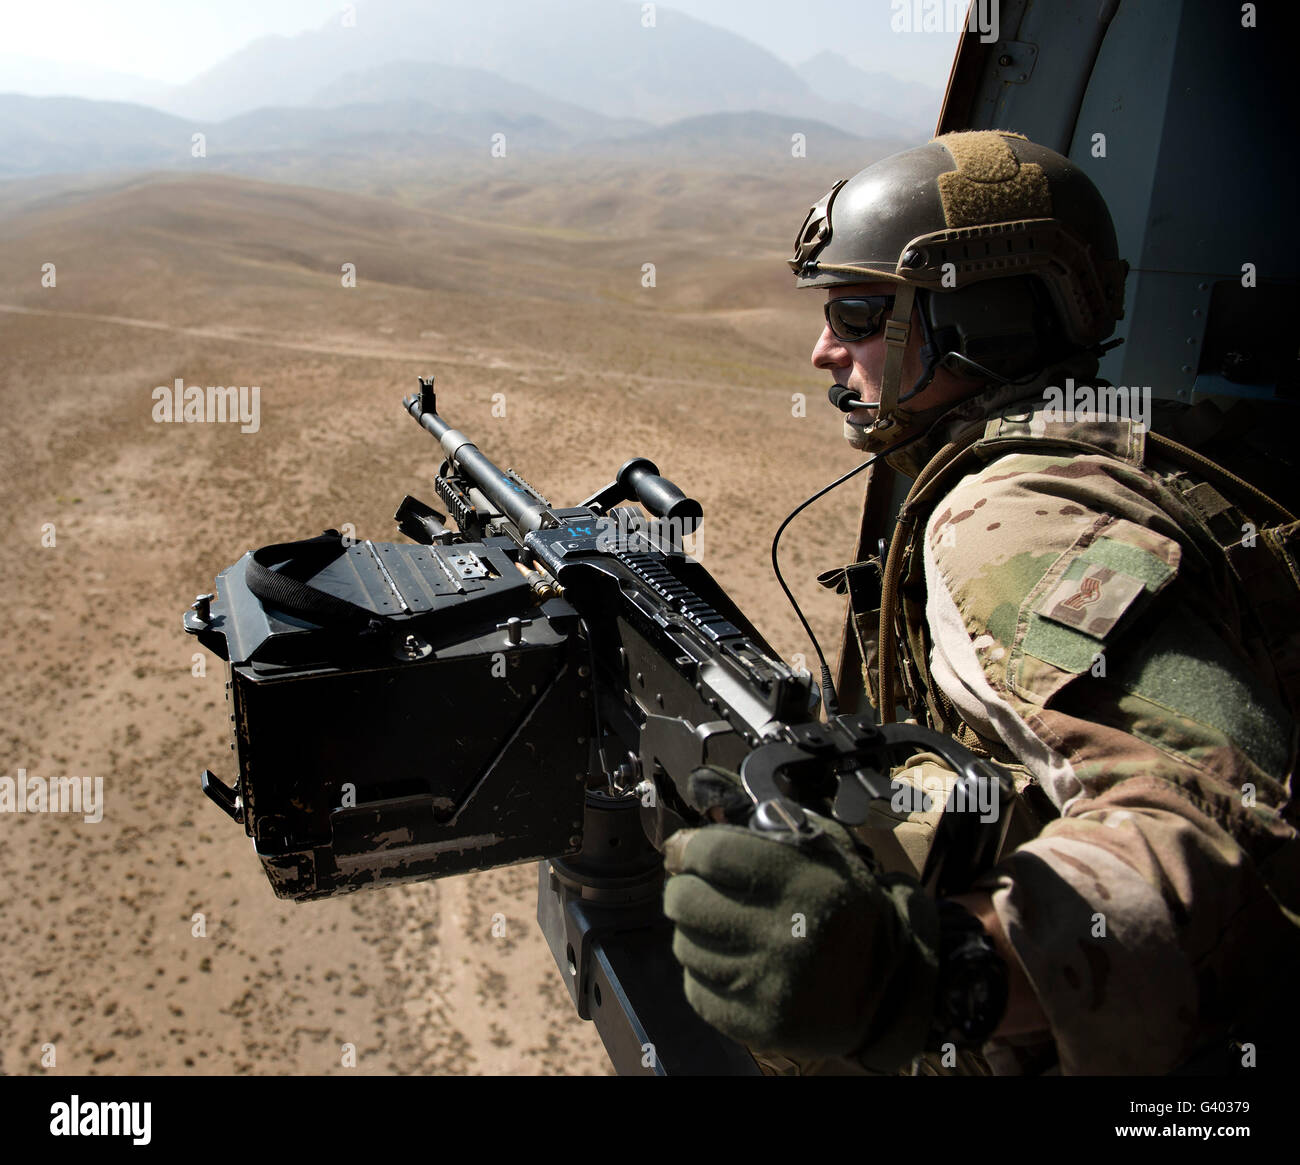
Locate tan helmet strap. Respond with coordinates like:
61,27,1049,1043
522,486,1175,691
876,282,916,425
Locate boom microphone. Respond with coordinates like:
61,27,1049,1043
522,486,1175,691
827,383,870,412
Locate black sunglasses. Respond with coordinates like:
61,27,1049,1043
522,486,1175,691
824,295,896,343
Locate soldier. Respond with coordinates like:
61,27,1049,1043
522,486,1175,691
662,130,1300,1074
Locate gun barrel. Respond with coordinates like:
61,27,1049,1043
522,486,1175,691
403,393,552,532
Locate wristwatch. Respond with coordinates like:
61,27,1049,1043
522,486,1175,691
926,899,1010,1050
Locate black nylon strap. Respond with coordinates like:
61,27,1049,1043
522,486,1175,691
245,530,382,631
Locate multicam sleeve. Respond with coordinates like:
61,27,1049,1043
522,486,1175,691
921,447,1299,1074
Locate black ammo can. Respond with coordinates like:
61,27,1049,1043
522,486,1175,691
186,534,590,901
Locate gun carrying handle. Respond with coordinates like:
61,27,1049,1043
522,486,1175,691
618,458,703,532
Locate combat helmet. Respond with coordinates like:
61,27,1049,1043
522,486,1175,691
790,130,1129,441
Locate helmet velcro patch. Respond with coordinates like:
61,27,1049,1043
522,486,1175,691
935,131,1052,228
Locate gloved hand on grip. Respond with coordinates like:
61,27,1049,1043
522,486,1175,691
662,764,942,1070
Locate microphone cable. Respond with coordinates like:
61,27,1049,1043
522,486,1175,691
770,428,926,721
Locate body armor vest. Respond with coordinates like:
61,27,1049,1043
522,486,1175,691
832,396,1300,839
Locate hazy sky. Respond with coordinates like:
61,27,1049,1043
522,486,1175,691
2,0,960,87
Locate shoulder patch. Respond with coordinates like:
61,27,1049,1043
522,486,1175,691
1039,563,1146,639
1016,518,1181,691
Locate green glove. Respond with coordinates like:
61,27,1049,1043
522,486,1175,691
663,771,941,1070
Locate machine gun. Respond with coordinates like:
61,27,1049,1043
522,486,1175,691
185,374,1014,1074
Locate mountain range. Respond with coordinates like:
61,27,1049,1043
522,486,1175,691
0,0,941,182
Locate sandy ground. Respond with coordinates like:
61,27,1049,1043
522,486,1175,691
0,166,866,1075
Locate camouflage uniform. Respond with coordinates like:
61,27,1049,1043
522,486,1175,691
747,129,1300,1074
860,350,1300,1074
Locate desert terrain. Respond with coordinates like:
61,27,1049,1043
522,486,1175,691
0,148,882,1075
